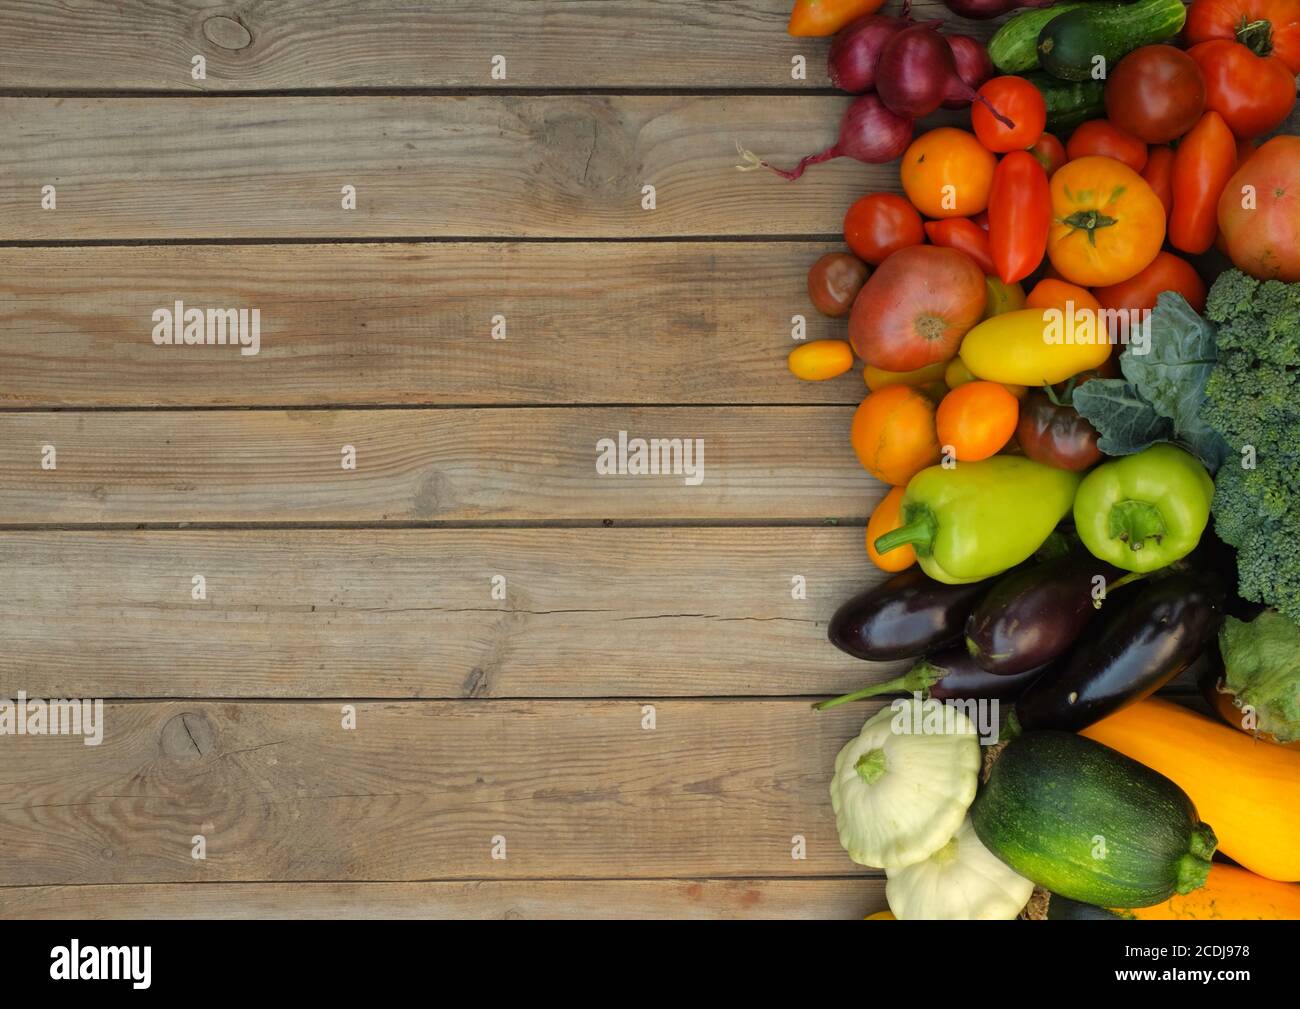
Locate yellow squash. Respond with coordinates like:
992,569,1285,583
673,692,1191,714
959,307,1110,386
1118,864,1300,920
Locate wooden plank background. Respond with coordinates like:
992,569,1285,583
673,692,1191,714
4,1,1288,921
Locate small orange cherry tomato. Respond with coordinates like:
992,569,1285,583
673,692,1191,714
788,340,854,381
1066,120,1149,174
936,381,1019,461
866,486,916,572
971,76,1047,153
900,128,997,219
850,385,941,485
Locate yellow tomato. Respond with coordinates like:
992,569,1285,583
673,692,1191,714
788,339,854,381
863,360,948,392
983,276,1026,319
864,910,896,920
1047,156,1166,287
959,307,1111,386
900,128,997,219
944,357,1027,399
866,485,916,572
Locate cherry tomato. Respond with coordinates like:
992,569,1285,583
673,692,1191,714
1104,45,1206,143
1170,110,1237,255
1092,251,1207,315
788,339,856,381
806,252,870,317
1027,133,1067,177
971,76,1047,153
987,151,1050,284
936,381,1019,462
1065,120,1149,173
1188,39,1297,140
843,193,925,265
1016,390,1102,471
923,218,997,275
1142,145,1176,218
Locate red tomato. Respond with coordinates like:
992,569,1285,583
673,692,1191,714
843,193,925,265
1142,146,1176,218
1104,45,1206,143
971,76,1047,153
1185,0,1300,75
923,218,997,276
1027,133,1067,177
1066,120,1149,173
1170,110,1237,254
987,151,1050,284
1218,135,1300,282
1188,40,1297,140
1093,251,1208,315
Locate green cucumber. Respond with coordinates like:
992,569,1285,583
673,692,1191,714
971,731,1217,908
1037,0,1187,82
1022,71,1104,132
988,3,1089,73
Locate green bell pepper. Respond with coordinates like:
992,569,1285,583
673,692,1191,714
873,457,1081,584
1073,444,1213,573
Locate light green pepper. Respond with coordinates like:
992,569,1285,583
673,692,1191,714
874,457,1081,584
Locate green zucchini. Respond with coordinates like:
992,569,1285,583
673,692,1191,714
988,3,1089,73
1022,71,1104,132
1037,0,1187,82
971,731,1217,908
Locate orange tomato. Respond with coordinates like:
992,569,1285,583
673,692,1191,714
1026,278,1101,315
1093,251,1207,315
863,360,948,392
788,339,855,381
935,381,1019,461
850,385,941,485
900,128,997,219
1065,119,1149,173
1047,156,1166,287
866,486,916,572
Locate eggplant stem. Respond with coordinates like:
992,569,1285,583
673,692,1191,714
812,660,943,711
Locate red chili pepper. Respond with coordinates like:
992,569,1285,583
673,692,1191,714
987,151,1050,285
923,218,997,276
1141,145,1176,218
1170,110,1238,254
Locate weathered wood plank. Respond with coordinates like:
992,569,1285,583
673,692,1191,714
0,528,892,698
0,0,969,91
0,96,883,239
0,242,860,407
0,878,886,920
0,699,882,885
0,408,877,524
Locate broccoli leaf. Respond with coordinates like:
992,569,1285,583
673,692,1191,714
1071,379,1174,456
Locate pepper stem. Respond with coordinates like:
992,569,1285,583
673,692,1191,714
812,660,946,711
873,507,938,557
1107,499,1167,552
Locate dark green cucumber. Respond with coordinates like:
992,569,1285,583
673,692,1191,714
1037,0,1187,82
971,731,1217,908
988,3,1089,73
1022,72,1104,132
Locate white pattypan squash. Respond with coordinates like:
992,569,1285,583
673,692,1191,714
885,815,1034,920
830,697,979,870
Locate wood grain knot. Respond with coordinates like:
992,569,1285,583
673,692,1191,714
160,711,216,758
202,15,253,51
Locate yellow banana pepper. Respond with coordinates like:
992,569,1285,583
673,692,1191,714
959,307,1111,387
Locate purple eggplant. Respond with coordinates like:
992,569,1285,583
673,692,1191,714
965,552,1121,674
1012,573,1224,733
829,568,988,661
813,647,1047,710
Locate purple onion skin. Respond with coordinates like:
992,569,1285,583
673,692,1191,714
942,0,1054,17
876,23,958,120
941,34,994,108
755,95,914,180
828,14,907,94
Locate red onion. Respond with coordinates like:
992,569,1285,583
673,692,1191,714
827,14,909,94
736,95,914,181
941,34,994,109
877,23,1014,128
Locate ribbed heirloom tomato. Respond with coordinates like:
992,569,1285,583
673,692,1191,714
1218,135,1300,281
850,385,942,485
1047,156,1166,287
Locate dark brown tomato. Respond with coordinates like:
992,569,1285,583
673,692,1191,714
1016,389,1102,471
1104,45,1206,144
807,251,870,317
